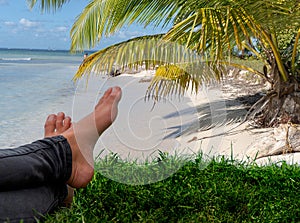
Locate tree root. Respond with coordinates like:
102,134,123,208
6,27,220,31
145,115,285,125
256,123,300,159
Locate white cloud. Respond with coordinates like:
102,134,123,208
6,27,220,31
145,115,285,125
117,31,127,39
19,18,40,28
4,21,15,26
55,26,68,32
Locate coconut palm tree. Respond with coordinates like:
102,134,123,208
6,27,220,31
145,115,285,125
28,0,300,127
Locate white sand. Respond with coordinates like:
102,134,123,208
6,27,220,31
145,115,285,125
72,71,300,165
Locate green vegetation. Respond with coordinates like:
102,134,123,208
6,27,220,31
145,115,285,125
45,155,300,222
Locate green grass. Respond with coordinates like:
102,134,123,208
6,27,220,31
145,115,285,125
44,154,300,223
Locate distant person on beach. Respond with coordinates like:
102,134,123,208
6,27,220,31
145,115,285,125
83,53,88,60
109,68,121,77
0,86,122,223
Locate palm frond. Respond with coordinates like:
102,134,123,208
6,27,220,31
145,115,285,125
73,34,211,80
27,0,70,12
164,6,258,58
70,0,183,51
163,3,296,81
74,34,216,99
243,0,300,32
145,64,208,101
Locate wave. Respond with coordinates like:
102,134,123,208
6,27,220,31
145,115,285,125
1,57,32,61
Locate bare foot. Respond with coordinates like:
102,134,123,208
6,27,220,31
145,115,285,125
44,112,71,137
62,86,122,188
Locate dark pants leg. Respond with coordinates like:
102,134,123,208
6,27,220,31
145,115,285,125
0,135,72,190
0,183,68,223
0,135,72,222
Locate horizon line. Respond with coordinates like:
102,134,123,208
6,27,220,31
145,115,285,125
0,47,97,53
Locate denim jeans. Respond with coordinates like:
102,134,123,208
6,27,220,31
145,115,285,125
0,136,72,223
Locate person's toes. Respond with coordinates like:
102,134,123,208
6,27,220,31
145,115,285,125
62,116,72,133
56,112,66,133
102,87,113,99
56,112,72,134
44,114,57,137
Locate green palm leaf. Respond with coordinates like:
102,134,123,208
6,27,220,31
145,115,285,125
74,34,213,97
70,0,183,51
27,0,70,12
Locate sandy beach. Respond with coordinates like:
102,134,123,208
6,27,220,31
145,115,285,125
1,48,298,166
72,70,300,166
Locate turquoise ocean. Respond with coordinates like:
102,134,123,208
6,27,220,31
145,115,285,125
0,48,84,148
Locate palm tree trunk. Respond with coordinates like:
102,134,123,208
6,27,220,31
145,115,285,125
253,65,300,127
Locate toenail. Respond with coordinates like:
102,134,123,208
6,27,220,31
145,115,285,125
112,87,117,94
47,115,55,121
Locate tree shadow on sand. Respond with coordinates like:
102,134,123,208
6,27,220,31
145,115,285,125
163,93,263,139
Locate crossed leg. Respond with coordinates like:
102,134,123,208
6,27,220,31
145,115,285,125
44,112,74,206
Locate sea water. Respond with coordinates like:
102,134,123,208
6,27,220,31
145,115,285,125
0,48,83,148
0,48,199,166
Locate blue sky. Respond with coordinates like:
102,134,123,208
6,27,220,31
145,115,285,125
0,0,167,50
